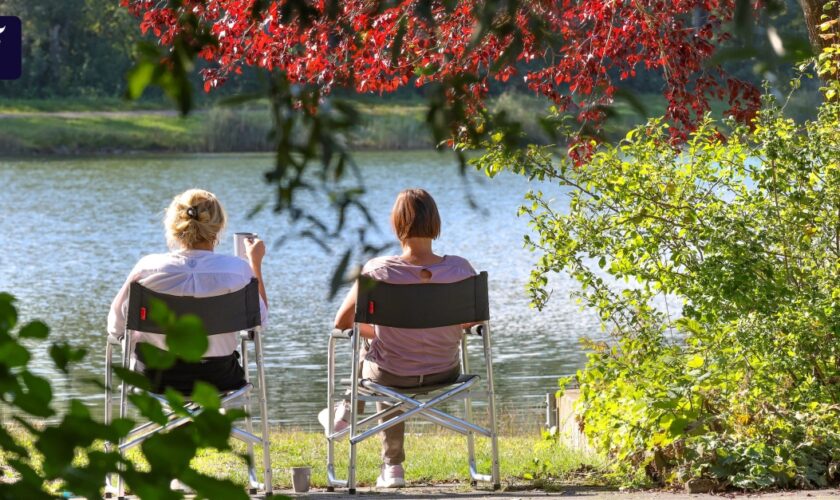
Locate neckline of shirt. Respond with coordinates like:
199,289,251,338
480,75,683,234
173,249,215,257
395,254,448,267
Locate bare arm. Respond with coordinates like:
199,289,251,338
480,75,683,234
334,281,375,339
244,238,268,308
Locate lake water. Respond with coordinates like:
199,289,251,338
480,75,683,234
0,152,602,429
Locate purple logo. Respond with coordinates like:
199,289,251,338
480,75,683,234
0,16,22,80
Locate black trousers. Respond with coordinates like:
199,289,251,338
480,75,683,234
134,345,247,395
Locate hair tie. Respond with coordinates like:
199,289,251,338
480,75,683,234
186,206,198,220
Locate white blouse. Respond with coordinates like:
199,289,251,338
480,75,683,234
107,250,268,358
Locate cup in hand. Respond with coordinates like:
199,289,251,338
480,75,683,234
233,232,258,260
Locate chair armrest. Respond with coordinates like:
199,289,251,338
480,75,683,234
240,330,256,341
330,328,353,339
464,324,485,336
107,334,123,346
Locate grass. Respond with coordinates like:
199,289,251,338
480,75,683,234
188,430,604,489
0,97,169,114
0,114,206,154
0,426,605,492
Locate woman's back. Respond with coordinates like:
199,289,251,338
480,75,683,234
107,188,268,394
108,249,267,358
362,254,476,376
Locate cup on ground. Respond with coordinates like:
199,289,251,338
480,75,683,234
291,466,311,493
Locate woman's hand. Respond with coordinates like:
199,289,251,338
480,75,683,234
244,237,268,307
244,237,265,267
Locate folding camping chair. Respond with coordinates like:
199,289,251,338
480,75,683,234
325,271,500,493
103,278,272,498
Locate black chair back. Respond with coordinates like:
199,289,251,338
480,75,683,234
125,278,261,335
354,272,489,329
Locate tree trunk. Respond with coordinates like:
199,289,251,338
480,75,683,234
798,0,832,54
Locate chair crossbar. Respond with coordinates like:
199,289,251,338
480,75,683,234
362,381,492,437
350,377,478,445
328,403,405,440
123,384,254,446
231,427,264,446
120,413,194,452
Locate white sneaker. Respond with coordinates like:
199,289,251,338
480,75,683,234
376,464,406,488
170,478,194,493
318,402,350,438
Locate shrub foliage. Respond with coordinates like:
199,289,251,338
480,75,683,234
477,64,839,488
0,293,269,499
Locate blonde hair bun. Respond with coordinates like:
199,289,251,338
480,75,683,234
164,189,227,249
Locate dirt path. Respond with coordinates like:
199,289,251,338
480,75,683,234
268,486,840,499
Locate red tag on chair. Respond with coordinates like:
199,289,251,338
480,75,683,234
140,307,146,321
368,301,375,314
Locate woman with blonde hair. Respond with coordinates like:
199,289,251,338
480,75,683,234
107,188,268,394
322,188,476,488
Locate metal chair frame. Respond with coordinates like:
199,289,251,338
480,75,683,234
103,279,272,498
325,272,501,493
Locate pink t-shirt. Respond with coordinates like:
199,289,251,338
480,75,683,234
362,254,477,376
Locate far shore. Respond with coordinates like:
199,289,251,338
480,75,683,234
0,93,671,157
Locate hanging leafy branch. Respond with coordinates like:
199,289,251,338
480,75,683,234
0,293,278,499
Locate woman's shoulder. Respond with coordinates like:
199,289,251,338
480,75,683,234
361,255,401,274
442,254,474,268
442,255,477,277
201,252,253,273
132,252,173,272
133,251,249,274
361,254,477,281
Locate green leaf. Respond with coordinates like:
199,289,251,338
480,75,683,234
126,60,156,100
687,355,705,369
49,342,87,373
668,417,689,436
148,297,174,328
0,292,18,334
165,314,208,362
182,469,249,500
141,428,197,475
129,392,168,426
15,372,53,417
164,388,190,417
190,382,221,410
113,366,152,391
18,321,49,339
137,342,177,370
191,410,232,450
0,341,31,367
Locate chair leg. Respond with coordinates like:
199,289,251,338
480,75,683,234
240,339,258,494
461,335,478,487
104,341,116,497
117,336,130,498
255,332,273,495
326,336,337,490
347,325,361,494
483,324,501,490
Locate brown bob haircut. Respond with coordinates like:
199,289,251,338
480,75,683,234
390,188,441,242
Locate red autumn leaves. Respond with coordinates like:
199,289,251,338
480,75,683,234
122,0,760,147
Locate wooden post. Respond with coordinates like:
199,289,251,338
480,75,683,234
555,389,589,450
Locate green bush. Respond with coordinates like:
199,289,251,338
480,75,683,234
0,293,277,499
475,63,839,489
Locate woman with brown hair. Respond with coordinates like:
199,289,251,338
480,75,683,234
322,188,476,488
107,188,268,394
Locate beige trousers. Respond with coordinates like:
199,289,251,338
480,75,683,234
359,358,461,465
